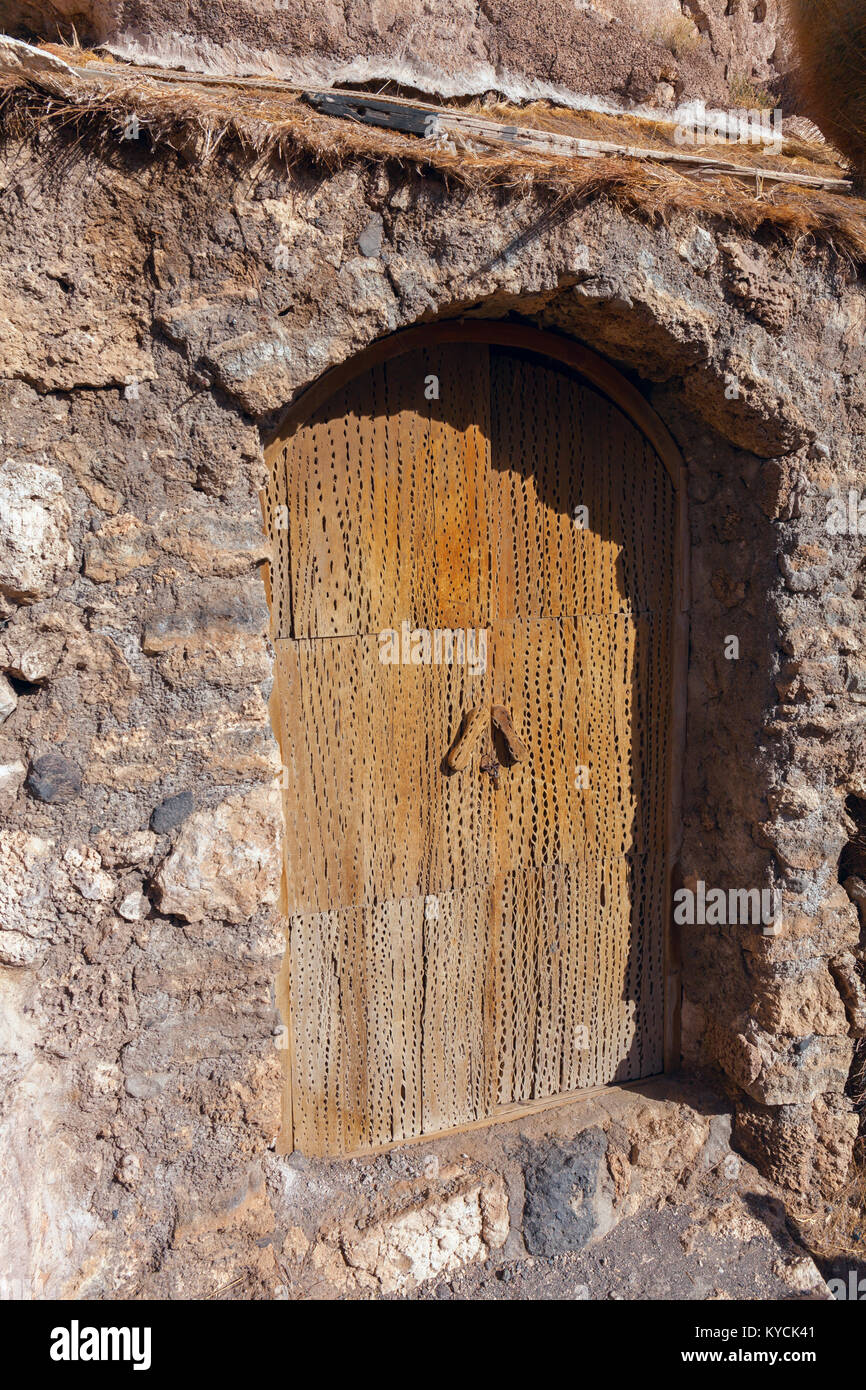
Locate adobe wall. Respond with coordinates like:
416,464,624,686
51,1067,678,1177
0,117,864,1296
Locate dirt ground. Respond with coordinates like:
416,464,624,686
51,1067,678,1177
401,1163,832,1301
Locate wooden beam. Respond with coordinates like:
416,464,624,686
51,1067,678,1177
301,89,852,193
302,89,432,137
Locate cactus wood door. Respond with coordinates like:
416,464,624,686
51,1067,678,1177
264,324,684,1157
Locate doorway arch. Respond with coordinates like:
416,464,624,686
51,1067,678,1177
264,322,687,1157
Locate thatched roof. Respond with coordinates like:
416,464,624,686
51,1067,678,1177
3,37,866,265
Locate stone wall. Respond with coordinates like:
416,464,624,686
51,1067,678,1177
3,0,785,108
0,112,864,1297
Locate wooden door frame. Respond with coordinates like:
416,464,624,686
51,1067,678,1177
264,320,689,1156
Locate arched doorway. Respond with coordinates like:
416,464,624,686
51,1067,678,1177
264,323,687,1157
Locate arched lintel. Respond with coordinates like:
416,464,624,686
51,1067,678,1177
264,320,686,498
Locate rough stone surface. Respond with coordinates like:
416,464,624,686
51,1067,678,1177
93,828,156,868
149,790,194,835
154,786,283,922
408,1174,831,1302
0,245,154,394
522,1128,616,1256
309,1165,509,1295
83,513,152,583
141,580,271,690
734,1096,861,1199
262,1085,818,1300
0,603,140,701
0,831,66,966
0,459,73,603
0,675,18,723
117,888,149,922
26,752,82,804
0,757,26,797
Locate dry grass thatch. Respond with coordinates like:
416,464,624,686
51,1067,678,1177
2,43,866,265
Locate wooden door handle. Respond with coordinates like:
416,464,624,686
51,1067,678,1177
491,705,529,765
445,706,488,772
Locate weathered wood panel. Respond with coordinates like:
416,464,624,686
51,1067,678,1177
290,887,491,1154
270,338,674,1154
275,635,493,912
487,854,664,1107
489,348,675,620
276,344,491,639
491,615,671,871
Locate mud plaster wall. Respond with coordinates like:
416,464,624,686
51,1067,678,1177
0,126,865,1298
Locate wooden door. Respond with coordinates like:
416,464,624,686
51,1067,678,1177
264,328,680,1156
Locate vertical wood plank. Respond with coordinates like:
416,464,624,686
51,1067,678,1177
275,637,364,915
489,348,676,621
283,345,491,638
421,884,491,1132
